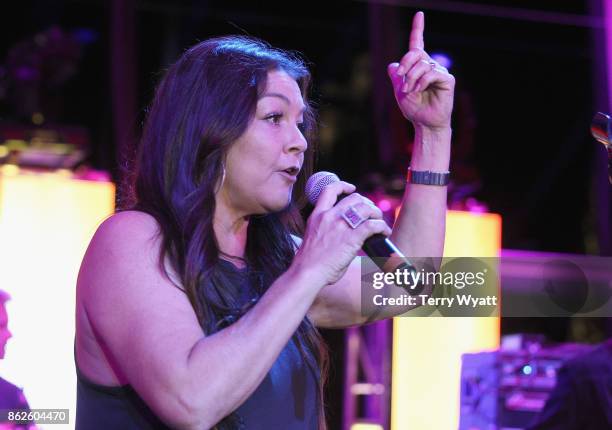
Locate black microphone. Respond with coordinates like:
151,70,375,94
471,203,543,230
305,171,419,282
591,112,612,184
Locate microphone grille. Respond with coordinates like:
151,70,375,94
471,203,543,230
305,171,340,204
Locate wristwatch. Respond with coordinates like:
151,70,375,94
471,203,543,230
406,167,450,186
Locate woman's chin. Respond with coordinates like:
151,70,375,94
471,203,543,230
259,193,293,213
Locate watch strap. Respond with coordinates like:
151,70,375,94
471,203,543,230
407,167,450,186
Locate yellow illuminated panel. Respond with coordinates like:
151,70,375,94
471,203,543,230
351,424,384,430
0,169,114,429
391,210,501,430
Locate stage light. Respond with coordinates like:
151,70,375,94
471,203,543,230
0,169,114,429
391,210,501,430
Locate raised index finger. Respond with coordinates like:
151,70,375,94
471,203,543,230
409,11,425,50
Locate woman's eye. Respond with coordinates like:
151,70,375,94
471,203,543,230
265,113,283,125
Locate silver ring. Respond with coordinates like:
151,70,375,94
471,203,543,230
429,61,437,70
341,205,367,229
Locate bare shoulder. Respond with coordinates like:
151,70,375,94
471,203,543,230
76,211,163,381
77,210,201,356
78,211,161,301
78,210,184,307
92,210,161,251
76,210,204,422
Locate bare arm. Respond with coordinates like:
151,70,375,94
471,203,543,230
389,11,453,262
307,131,450,328
78,211,324,429
390,126,450,262
308,12,453,328
78,185,389,429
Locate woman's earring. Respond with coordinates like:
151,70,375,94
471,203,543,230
215,163,226,193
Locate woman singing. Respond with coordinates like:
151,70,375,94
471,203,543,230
75,11,454,429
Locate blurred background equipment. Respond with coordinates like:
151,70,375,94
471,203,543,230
0,25,93,170
0,122,88,169
460,336,593,430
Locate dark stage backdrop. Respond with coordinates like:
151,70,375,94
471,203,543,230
0,1,605,427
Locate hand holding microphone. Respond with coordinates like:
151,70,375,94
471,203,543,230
292,171,418,289
292,176,392,287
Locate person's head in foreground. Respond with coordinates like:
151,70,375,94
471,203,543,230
0,290,12,360
0,289,31,426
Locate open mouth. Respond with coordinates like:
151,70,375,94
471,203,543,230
279,167,299,183
282,166,299,176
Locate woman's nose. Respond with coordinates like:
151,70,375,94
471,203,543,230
287,126,307,154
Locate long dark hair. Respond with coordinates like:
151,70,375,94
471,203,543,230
121,36,328,429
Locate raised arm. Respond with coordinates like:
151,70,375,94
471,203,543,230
387,11,453,261
308,12,454,328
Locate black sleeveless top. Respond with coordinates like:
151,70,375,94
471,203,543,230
76,260,319,429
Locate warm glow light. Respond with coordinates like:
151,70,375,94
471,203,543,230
0,164,20,176
32,112,45,125
0,170,114,429
391,210,501,430
351,424,384,430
